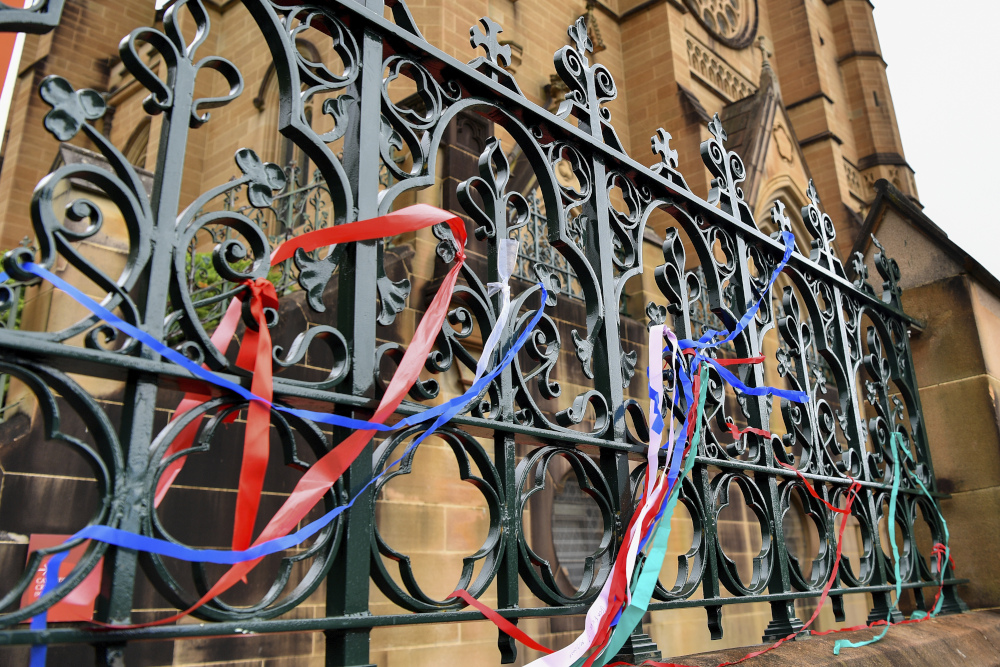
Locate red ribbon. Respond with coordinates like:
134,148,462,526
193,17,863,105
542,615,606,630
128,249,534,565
450,589,554,655
776,460,856,516
457,353,878,666
153,277,279,554
578,358,775,666
621,479,863,667
711,479,862,667
931,542,955,571
111,205,468,629
809,541,953,638
726,419,771,442
155,203,470,506
576,370,707,667
154,298,243,508
230,277,279,552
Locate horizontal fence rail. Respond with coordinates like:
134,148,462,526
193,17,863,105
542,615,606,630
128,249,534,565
0,0,964,665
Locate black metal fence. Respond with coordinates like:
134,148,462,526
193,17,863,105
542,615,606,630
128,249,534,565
0,1,964,665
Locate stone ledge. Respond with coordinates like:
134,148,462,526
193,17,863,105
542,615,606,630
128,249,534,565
666,610,1000,666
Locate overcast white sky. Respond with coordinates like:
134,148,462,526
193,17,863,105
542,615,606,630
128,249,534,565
873,0,1000,277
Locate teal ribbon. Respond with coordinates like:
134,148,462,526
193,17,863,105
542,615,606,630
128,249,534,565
897,438,950,620
584,364,710,667
833,431,904,654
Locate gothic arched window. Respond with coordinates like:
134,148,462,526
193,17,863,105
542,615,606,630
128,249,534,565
122,118,150,170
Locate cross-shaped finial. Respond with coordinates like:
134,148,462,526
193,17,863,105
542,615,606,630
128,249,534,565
651,129,678,170
757,35,772,64
470,17,512,68
770,200,793,234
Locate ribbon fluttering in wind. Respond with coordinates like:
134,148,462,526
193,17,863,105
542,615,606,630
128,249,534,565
18,205,552,666
13,209,956,667
505,231,808,667
153,297,243,507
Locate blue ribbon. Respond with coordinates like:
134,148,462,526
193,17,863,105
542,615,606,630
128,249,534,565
674,232,809,403
630,232,807,606
679,231,796,352
7,268,57,665
702,356,808,402
65,295,546,566
19,262,537,434
17,261,544,660
636,359,695,555
19,227,802,653
28,551,68,667
15,261,545,566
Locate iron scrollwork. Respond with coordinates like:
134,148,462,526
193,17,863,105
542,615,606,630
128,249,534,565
0,0,962,662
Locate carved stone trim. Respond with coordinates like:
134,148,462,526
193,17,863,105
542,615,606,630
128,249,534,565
857,151,911,171
686,32,756,102
843,157,869,202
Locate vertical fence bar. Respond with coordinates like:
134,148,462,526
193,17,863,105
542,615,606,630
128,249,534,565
325,4,384,665
93,10,208,660
0,2,968,661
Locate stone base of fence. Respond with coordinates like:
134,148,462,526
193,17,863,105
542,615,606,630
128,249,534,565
667,610,1000,666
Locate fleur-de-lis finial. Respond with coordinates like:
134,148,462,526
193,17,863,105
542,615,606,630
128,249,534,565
769,200,793,238
871,234,902,308
708,113,727,144
470,16,511,69
806,179,820,207
567,17,593,62
700,112,752,223
850,250,875,296
552,15,622,149
800,178,845,276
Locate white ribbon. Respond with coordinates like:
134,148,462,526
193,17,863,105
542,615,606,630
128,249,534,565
527,327,682,666
622,327,678,604
529,575,612,666
472,238,519,387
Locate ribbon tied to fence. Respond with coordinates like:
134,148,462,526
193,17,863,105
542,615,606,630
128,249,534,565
15,204,551,667
8,217,955,667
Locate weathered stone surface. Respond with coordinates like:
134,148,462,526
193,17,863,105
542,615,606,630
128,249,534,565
940,486,1000,610
907,275,986,389
921,374,1000,494
971,282,1000,383
666,609,1000,666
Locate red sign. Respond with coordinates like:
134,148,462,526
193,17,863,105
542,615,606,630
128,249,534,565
20,534,102,622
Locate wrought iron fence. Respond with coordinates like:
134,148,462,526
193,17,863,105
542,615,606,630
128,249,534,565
0,1,965,665
168,166,334,339
0,280,23,421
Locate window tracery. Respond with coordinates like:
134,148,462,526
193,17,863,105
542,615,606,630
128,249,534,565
685,0,758,49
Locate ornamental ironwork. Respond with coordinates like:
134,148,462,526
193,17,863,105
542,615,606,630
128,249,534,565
513,189,586,302
0,1,964,665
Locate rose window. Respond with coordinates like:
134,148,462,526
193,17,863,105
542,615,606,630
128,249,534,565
686,0,758,49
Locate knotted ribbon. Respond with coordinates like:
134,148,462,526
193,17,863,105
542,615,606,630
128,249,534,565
17,205,469,633
232,277,279,552
18,205,558,660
